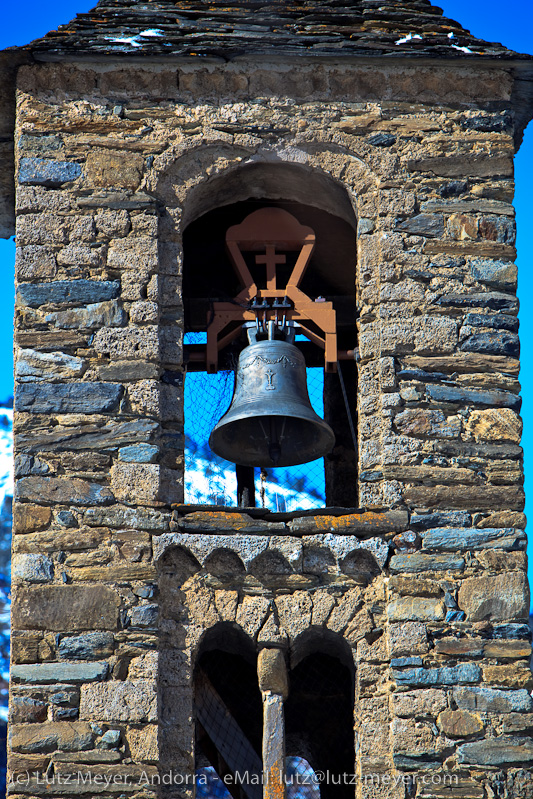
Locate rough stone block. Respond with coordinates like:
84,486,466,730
12,554,53,583
437,710,483,737
17,279,120,308
483,664,533,689
391,717,436,755
388,597,445,622
388,622,428,656
257,648,288,698
13,503,51,534
111,462,180,504
92,325,159,360
126,725,159,763
85,149,143,190
15,383,123,414
18,157,82,187
80,680,157,722
12,585,120,631
466,408,522,444
458,572,529,621
16,245,57,280
393,689,447,718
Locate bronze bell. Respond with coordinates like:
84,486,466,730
209,326,335,467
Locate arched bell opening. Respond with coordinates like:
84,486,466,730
285,632,355,799
194,624,263,799
182,163,358,510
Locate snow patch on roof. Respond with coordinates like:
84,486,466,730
395,33,423,46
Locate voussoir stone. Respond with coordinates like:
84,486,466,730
80,680,157,722
12,585,120,631
458,572,529,621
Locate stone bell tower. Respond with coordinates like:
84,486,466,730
1,1,533,797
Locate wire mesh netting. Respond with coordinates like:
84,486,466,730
184,334,326,511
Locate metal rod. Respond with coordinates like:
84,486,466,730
337,361,358,452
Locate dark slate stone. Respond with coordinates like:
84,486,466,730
368,133,396,147
397,368,449,383
491,624,532,641
392,755,441,771
15,383,123,414
19,134,63,154
446,610,466,622
390,657,423,668
396,214,444,238
434,441,523,459
59,632,114,660
462,114,512,133
470,258,517,290
359,470,383,482
393,664,481,687
161,370,184,386
454,687,533,713
19,157,82,187
464,312,519,332
17,279,120,308
439,180,467,198
128,604,158,627
12,661,109,683
56,510,78,528
460,331,519,357
436,292,518,312
411,511,471,531
457,737,533,766
426,384,521,412
389,553,465,573
423,527,526,552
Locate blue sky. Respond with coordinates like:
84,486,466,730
1,2,533,590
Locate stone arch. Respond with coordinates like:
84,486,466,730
194,623,263,793
286,630,355,799
171,154,368,509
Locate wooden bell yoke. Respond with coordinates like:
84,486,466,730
206,207,339,373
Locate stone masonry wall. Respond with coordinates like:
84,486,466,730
8,58,532,799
